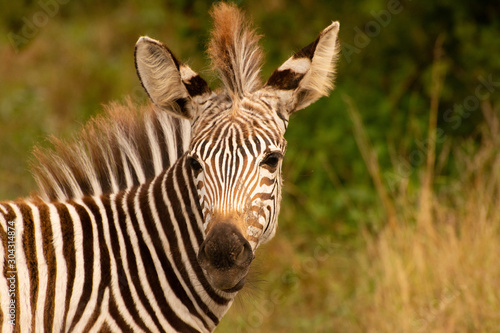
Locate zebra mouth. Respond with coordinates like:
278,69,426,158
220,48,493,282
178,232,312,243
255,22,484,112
200,267,250,292
222,276,247,293
197,222,254,292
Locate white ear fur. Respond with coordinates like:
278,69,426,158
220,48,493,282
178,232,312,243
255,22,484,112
135,37,186,108
135,36,211,119
264,22,340,114
297,22,340,109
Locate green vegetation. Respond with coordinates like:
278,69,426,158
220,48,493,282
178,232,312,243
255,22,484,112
1,0,499,331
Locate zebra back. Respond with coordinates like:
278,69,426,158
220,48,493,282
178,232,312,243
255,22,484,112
31,99,191,202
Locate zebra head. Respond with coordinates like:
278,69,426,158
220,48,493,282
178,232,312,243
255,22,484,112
135,3,339,292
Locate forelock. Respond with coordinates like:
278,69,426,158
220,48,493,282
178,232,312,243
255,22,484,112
208,2,263,98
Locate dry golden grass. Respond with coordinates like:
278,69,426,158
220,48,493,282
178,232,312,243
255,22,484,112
337,41,500,331
342,96,500,332
356,173,500,332
335,69,500,331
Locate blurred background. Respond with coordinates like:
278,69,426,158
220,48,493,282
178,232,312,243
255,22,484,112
1,0,499,331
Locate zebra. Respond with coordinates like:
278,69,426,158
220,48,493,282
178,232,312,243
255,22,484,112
0,3,340,332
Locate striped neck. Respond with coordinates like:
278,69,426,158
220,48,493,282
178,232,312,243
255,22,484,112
122,153,237,331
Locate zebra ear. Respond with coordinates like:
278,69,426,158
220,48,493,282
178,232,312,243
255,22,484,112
135,36,212,119
264,22,340,115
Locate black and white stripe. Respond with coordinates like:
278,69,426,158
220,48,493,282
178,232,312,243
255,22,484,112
0,155,232,332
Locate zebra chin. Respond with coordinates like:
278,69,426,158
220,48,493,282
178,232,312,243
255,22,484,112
197,222,255,292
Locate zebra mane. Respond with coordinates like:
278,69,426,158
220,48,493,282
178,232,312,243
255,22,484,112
31,99,191,201
208,2,263,97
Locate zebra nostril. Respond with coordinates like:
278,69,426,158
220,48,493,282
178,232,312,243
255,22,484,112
235,242,253,266
236,246,245,262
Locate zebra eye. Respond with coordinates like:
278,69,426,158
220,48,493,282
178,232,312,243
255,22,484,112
188,157,203,173
261,152,282,168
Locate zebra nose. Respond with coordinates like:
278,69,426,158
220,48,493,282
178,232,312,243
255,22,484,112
197,222,254,292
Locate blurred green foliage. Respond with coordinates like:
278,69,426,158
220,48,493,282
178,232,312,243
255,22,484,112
0,0,499,330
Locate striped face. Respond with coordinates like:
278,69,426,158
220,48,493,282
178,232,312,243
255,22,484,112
135,15,339,292
188,94,287,250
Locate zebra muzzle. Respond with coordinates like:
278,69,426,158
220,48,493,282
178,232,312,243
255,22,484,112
197,222,254,292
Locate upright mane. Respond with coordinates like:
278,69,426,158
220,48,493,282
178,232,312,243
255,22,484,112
31,100,191,201
208,2,263,97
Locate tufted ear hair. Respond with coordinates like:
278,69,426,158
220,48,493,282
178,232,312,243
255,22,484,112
264,22,340,115
135,36,213,120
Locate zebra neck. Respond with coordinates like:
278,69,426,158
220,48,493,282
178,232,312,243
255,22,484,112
125,154,236,330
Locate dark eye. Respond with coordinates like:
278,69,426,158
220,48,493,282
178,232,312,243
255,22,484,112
188,157,203,173
261,152,282,168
